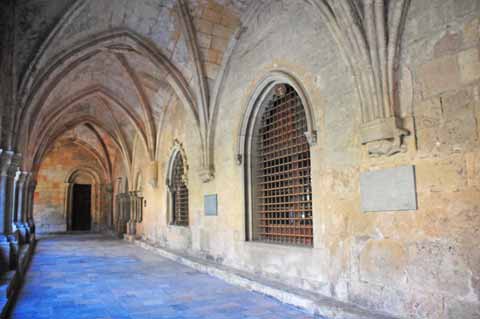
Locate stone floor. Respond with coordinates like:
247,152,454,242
9,234,321,319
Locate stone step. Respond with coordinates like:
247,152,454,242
129,238,401,319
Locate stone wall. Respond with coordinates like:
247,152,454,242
125,1,480,318
34,140,104,233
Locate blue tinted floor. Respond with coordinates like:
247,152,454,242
10,234,320,319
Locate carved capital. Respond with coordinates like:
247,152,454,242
17,171,30,187
304,130,318,146
0,150,14,176
128,191,138,199
198,167,214,183
7,153,22,177
235,153,243,166
360,117,409,157
103,183,113,193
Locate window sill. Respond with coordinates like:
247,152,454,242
243,240,314,251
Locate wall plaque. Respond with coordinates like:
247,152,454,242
204,194,218,216
360,165,417,212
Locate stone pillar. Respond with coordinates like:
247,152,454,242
115,193,130,236
20,174,31,242
64,182,73,231
102,184,113,230
26,180,37,240
5,154,21,269
0,150,14,272
136,194,143,224
114,194,120,233
15,172,29,244
126,191,137,236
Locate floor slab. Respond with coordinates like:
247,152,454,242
9,234,322,319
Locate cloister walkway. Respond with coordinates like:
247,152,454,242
9,234,318,319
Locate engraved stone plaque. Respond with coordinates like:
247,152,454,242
360,165,417,212
204,194,218,216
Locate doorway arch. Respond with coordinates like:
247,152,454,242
64,167,102,231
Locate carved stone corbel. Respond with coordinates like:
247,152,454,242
360,117,409,157
198,167,214,183
304,131,318,147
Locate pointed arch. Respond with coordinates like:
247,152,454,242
16,29,202,163
236,70,318,165
31,116,131,179
166,140,189,227
30,85,150,162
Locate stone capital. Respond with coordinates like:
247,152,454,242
304,130,318,147
4,153,22,179
360,117,409,157
17,171,30,187
198,167,214,183
0,150,14,176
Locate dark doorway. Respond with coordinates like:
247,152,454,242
71,184,92,231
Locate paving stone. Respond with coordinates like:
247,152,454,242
10,234,325,319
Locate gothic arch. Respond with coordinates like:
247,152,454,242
30,116,130,179
16,29,202,168
239,79,315,246
236,71,318,165
165,140,189,226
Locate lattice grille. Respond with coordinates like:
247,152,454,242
254,85,313,246
172,154,189,226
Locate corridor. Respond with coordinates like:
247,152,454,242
10,235,318,319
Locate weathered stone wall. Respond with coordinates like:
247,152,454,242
33,141,104,233
126,1,480,318
17,0,480,318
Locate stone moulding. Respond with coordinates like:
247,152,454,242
360,117,409,157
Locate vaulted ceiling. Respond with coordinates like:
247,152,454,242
9,0,251,181
1,0,413,182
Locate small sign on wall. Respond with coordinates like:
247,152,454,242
204,194,218,216
360,165,417,212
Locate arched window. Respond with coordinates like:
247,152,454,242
168,152,189,226
249,84,313,246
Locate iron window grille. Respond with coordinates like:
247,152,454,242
252,84,313,246
171,154,189,226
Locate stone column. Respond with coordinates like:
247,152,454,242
102,184,113,230
26,180,37,240
115,193,130,236
117,193,123,235
136,194,143,224
6,154,21,269
15,172,29,244
114,194,120,233
20,174,31,242
0,150,14,272
126,191,137,236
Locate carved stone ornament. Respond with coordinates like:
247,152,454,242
360,117,409,157
0,150,14,177
198,168,214,183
